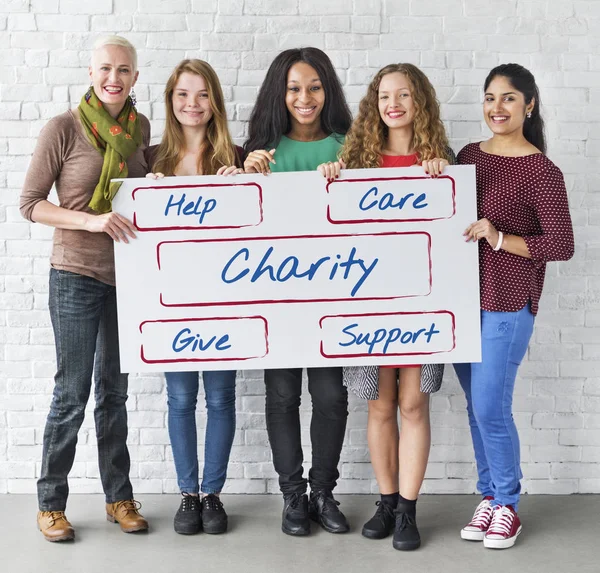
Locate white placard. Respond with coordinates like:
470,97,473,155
112,166,481,372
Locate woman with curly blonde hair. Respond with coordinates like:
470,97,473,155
320,63,453,552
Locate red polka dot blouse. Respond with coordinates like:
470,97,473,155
457,143,575,315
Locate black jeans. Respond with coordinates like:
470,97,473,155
265,367,348,496
38,269,133,511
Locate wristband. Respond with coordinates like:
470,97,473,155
493,231,504,251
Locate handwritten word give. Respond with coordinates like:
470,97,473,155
221,246,378,297
339,322,440,354
172,328,231,353
164,193,217,224
359,187,428,212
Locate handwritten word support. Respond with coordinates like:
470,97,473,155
131,182,263,231
157,233,432,307
319,311,455,358
327,176,455,224
139,317,268,364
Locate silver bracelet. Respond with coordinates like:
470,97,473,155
493,231,504,251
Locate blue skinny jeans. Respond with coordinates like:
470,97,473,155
454,305,535,512
165,370,236,495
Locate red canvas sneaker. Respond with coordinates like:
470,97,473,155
461,496,494,541
484,504,522,549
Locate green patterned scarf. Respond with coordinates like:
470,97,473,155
78,88,142,214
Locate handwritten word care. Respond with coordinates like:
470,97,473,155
221,246,378,297
359,187,428,212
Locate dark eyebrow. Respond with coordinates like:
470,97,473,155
287,79,322,83
485,91,517,96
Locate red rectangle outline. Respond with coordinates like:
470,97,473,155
131,182,263,232
139,315,269,364
325,175,456,224
156,232,432,308
318,310,456,358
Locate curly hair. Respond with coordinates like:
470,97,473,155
341,63,450,169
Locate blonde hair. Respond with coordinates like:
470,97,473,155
152,59,237,176
341,63,450,169
92,35,138,72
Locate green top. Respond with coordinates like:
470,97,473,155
269,134,343,173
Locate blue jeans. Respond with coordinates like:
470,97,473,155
454,305,534,511
38,269,133,511
165,370,236,494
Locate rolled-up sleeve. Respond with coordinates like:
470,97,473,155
523,164,575,263
20,116,66,222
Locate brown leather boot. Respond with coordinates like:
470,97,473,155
37,511,75,542
106,500,149,533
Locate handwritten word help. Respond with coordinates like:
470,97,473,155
221,246,378,297
164,193,217,224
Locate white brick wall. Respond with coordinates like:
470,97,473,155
0,0,598,495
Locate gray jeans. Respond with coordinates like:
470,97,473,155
37,268,133,511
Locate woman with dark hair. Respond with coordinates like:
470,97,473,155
243,48,353,537
456,63,574,549
146,59,243,536
320,63,452,552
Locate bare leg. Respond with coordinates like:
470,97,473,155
397,367,430,500
367,369,400,494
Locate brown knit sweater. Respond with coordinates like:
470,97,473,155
20,108,151,286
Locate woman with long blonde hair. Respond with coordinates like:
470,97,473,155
146,59,242,536
320,63,453,552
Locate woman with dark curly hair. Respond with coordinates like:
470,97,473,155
320,63,453,552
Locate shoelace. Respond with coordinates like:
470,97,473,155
468,498,493,528
487,506,515,537
286,493,303,510
180,495,200,512
202,494,223,512
394,510,416,532
114,499,142,515
374,501,395,522
42,511,68,526
314,491,340,513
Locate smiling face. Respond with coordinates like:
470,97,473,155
378,72,416,131
89,44,138,117
171,72,213,129
483,75,534,137
285,62,325,130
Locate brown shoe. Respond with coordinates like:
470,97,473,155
106,499,149,533
37,511,75,542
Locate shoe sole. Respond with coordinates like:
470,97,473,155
392,539,421,551
38,526,74,543
362,526,392,540
281,524,310,536
309,511,349,534
483,526,522,549
174,523,202,535
461,529,486,541
106,514,149,533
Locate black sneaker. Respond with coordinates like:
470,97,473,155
201,494,228,534
173,494,201,535
308,490,350,534
362,501,396,539
282,493,310,536
392,503,421,551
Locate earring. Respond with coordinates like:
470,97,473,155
130,88,137,107
85,82,93,103
526,111,532,119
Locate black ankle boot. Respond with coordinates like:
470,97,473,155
282,493,310,536
392,501,421,550
362,500,396,539
308,490,350,534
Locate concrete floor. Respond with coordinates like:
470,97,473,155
0,494,597,573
